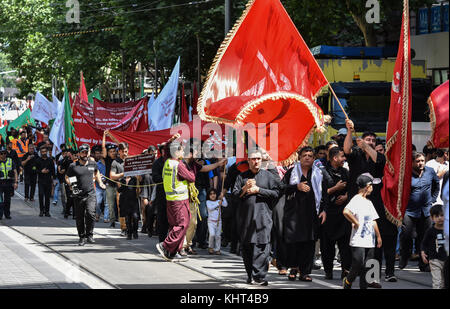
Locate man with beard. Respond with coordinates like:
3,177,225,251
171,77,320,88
232,148,281,286
102,131,118,227
320,147,351,280
110,142,129,236
344,119,396,285
400,152,440,271
66,144,106,246
283,146,328,282
35,146,55,217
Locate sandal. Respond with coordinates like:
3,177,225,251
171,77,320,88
288,269,298,281
299,275,312,282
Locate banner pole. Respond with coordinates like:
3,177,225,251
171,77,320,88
328,83,357,138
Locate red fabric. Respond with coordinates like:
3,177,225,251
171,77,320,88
381,4,412,226
163,200,191,254
429,80,449,148
79,72,89,103
197,0,327,162
181,84,189,123
192,81,199,115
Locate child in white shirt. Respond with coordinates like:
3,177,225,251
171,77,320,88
342,173,382,289
206,188,228,255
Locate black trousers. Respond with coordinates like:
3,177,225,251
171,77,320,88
194,217,208,246
286,240,315,276
74,194,96,238
38,181,52,213
0,184,13,218
64,184,74,217
126,212,139,236
24,173,37,200
320,231,352,275
144,203,157,233
347,247,375,289
375,231,398,277
400,214,432,269
242,243,271,281
155,195,168,242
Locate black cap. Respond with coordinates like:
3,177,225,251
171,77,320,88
356,173,381,189
106,143,117,151
79,144,90,152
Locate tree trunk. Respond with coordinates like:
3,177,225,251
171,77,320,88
345,0,378,47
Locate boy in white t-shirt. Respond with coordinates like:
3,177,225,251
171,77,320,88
342,173,382,289
206,188,228,255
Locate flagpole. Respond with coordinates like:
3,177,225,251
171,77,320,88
327,82,358,138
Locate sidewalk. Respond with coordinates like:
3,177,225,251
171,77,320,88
0,183,432,289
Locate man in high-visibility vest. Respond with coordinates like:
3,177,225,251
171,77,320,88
16,130,29,158
156,141,199,262
0,146,18,220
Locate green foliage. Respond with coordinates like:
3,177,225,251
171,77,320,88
0,0,437,100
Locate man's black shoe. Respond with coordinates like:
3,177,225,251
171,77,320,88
78,238,86,246
156,242,172,262
45,213,51,217
246,277,252,284
5,216,11,219
368,282,382,288
253,278,268,286
86,236,95,244
39,212,44,217
133,232,138,239
398,258,408,269
325,273,333,280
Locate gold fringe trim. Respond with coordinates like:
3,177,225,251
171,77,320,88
385,207,403,227
427,97,437,148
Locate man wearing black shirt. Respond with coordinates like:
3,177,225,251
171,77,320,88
59,149,75,218
344,119,398,285
66,144,105,246
36,146,55,217
0,146,18,220
152,143,168,242
320,147,352,280
21,143,38,201
6,139,21,175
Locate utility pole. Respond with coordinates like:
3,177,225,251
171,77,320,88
225,0,231,35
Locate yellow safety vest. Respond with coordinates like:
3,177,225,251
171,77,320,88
0,158,13,180
163,159,189,201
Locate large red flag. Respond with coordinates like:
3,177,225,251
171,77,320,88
197,0,328,163
381,0,412,226
79,71,89,103
428,80,449,148
181,83,189,123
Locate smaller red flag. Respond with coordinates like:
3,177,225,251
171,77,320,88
181,84,189,123
79,71,88,103
428,80,449,148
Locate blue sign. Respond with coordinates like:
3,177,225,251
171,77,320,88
443,4,449,32
431,6,441,33
418,7,429,34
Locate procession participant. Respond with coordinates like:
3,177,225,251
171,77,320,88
400,152,440,271
344,119,394,286
425,149,449,206
35,146,55,217
93,146,109,223
117,175,140,240
0,146,18,220
102,131,119,227
6,139,21,175
153,143,169,242
206,188,228,255
283,146,327,282
140,145,158,236
66,144,106,246
110,142,129,236
342,173,383,289
156,141,198,262
60,148,75,219
182,142,226,256
320,147,351,280
21,143,38,201
232,148,281,286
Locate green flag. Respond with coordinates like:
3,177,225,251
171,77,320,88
88,88,101,104
7,109,36,131
0,126,7,141
64,83,77,150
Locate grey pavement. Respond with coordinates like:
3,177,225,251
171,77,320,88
0,182,433,289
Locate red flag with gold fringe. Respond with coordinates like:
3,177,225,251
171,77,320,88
197,0,329,163
381,0,412,226
428,80,449,149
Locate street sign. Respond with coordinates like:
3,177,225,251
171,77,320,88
123,153,155,177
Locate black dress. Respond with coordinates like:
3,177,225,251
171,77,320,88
118,177,139,216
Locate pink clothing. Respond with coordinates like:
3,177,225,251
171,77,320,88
163,199,191,254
